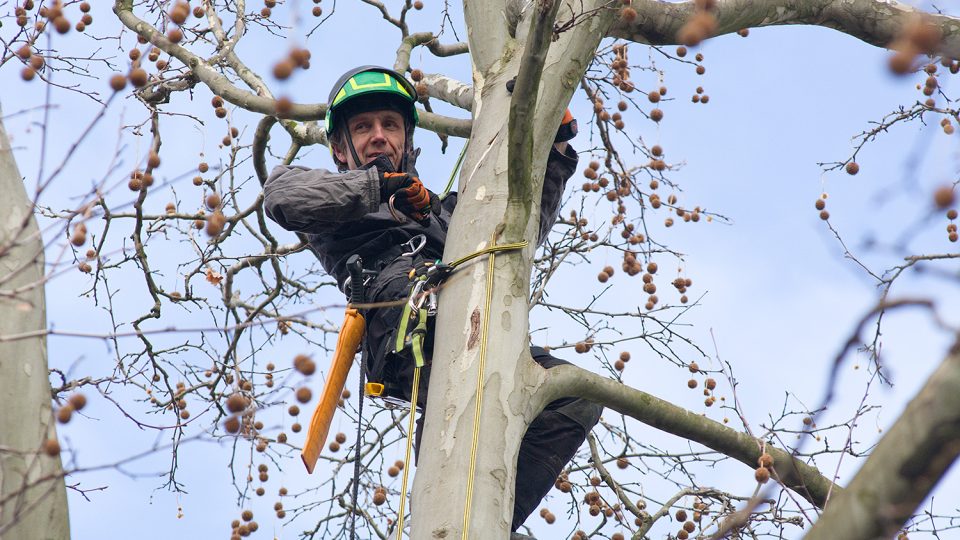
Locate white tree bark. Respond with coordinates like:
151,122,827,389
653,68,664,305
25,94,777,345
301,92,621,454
410,1,617,537
607,0,960,57
0,107,70,538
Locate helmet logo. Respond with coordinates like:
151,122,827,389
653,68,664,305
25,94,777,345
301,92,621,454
332,72,413,108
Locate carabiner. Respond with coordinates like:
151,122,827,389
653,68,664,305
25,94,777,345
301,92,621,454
400,234,427,258
388,194,410,224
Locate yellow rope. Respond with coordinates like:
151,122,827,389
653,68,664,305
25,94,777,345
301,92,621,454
395,365,421,540
461,233,499,539
448,240,527,269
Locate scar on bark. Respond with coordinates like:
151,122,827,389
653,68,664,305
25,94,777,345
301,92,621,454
467,308,481,349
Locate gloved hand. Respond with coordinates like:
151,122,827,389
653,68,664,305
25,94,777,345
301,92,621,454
505,77,577,143
390,175,440,224
554,108,578,143
363,154,439,224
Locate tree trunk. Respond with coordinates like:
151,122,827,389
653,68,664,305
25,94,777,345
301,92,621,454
0,104,70,540
410,2,616,537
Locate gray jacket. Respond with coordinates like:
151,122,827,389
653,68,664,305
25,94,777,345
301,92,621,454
263,144,579,289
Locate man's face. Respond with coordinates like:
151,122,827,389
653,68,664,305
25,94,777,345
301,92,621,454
333,109,406,171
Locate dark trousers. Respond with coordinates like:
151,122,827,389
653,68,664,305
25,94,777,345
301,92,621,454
362,274,602,531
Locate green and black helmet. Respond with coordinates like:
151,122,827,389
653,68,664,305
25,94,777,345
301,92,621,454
325,66,419,171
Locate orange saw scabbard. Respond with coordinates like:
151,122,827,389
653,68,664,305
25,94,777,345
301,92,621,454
301,307,365,473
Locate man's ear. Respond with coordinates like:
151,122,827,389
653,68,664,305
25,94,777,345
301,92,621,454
330,139,348,166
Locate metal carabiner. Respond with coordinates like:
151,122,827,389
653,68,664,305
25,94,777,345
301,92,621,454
407,278,427,314
426,290,439,317
400,234,427,258
387,194,410,224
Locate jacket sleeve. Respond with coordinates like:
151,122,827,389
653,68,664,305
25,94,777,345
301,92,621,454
262,165,381,234
537,144,578,245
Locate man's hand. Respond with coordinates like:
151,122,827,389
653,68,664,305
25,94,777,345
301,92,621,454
364,153,439,224
381,172,440,225
554,109,577,143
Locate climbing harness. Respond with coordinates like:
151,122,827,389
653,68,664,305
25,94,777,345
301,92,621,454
304,230,528,540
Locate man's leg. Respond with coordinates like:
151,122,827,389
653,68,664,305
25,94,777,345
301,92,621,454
512,347,603,532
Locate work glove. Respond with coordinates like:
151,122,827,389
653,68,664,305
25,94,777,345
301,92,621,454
363,156,439,224
390,175,440,225
505,77,577,143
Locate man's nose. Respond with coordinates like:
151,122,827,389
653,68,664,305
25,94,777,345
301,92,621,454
369,121,388,142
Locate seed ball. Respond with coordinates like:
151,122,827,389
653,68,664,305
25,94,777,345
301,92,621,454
845,161,859,175
56,405,73,424
754,466,770,483
948,209,959,220
695,65,705,75
241,509,253,522
597,272,609,283
226,393,247,413
373,491,387,505
949,232,958,242
683,521,696,533
42,438,62,456
614,360,625,371
224,415,241,433
273,59,294,80
819,210,830,220
387,466,400,477
52,16,70,34
166,28,183,43
676,509,688,521
677,531,689,540
127,68,149,88
758,453,774,468
647,90,660,103
68,393,87,411
676,46,687,57
616,456,629,469
687,378,697,389
335,432,347,444
413,0,423,8
311,6,322,16
934,186,955,209
71,229,87,247
688,361,699,373
297,358,316,376
650,108,663,122
705,378,716,390
295,387,312,403
290,422,302,433
815,199,826,210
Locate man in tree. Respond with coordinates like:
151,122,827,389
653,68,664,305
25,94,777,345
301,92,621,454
263,66,601,532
